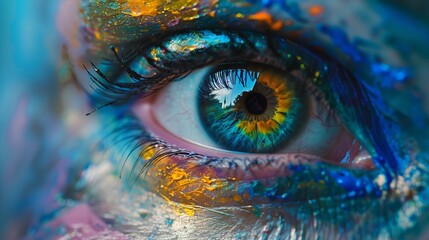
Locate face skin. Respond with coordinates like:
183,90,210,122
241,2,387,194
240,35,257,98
2,0,429,239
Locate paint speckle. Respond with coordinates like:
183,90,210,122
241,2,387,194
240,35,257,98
309,5,324,16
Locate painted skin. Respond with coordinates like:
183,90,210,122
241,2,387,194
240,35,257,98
2,0,429,239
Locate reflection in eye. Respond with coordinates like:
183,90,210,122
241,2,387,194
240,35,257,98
198,64,301,153
198,64,306,153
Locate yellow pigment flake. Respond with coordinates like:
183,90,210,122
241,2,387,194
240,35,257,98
235,13,244,18
152,161,240,211
126,0,199,17
141,146,156,160
315,71,320,78
164,0,199,15
150,48,159,61
127,0,162,16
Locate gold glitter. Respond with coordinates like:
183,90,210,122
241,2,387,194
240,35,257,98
235,13,244,18
126,0,199,18
127,0,161,16
315,71,320,78
147,158,240,213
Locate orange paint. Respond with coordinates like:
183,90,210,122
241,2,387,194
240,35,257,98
249,11,272,22
271,20,283,31
249,11,283,31
309,5,324,16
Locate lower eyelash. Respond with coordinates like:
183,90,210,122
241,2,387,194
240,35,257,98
103,112,386,208
109,115,282,182
108,113,319,183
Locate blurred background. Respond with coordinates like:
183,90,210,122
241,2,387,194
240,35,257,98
0,0,63,239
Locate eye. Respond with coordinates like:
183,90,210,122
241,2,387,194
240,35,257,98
139,62,370,166
90,29,385,208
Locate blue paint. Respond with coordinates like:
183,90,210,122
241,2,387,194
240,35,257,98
371,63,410,87
318,24,363,62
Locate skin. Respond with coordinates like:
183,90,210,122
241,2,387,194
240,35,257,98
1,0,429,239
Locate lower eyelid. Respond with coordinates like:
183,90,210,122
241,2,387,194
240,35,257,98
124,110,384,207
138,142,383,207
107,111,384,209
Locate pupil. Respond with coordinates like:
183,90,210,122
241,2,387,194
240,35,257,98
245,92,267,115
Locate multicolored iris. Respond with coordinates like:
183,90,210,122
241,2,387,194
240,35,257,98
198,64,304,153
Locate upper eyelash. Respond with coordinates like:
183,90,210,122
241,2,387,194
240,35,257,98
84,29,325,112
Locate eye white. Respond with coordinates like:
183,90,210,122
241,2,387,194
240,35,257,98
152,67,225,150
147,65,351,159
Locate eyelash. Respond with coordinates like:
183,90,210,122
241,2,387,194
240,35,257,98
85,29,326,107
85,28,414,207
104,113,385,205
77,29,429,220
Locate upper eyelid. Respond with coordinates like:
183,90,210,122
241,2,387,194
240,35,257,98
71,1,421,98
83,29,330,108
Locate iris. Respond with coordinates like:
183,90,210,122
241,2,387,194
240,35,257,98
198,64,304,153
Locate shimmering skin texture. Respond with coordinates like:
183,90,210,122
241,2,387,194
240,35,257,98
2,0,429,240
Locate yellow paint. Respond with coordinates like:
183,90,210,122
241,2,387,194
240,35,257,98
235,13,244,18
127,0,161,16
148,158,241,212
126,0,199,18
94,30,101,40
141,145,156,160
150,48,160,61
315,71,320,78
170,167,187,180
